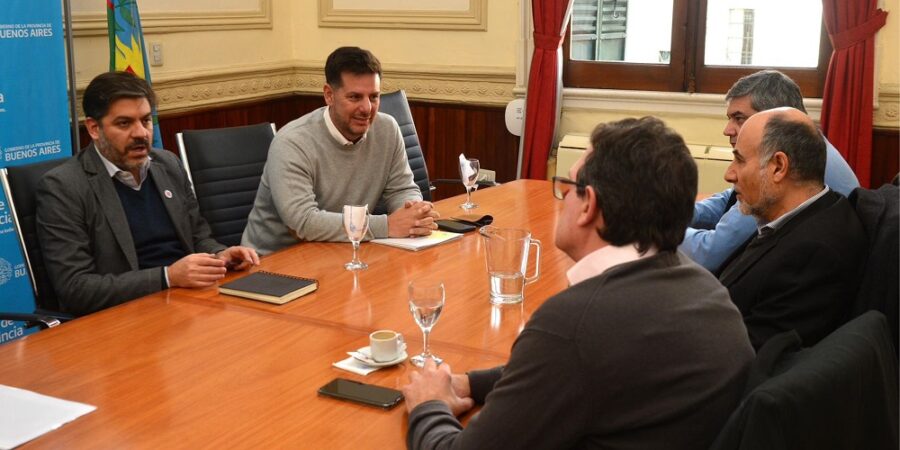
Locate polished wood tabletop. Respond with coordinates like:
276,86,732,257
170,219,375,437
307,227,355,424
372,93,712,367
0,180,574,449
176,179,575,354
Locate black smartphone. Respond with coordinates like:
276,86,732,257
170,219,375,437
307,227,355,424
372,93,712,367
317,378,404,409
436,219,476,233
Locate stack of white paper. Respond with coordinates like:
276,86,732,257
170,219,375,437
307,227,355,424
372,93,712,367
371,230,463,252
0,385,95,449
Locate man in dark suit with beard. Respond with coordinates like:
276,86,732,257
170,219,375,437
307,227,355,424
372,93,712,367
717,107,867,350
36,71,259,316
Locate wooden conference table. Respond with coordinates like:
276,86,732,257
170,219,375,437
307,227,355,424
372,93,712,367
0,180,575,449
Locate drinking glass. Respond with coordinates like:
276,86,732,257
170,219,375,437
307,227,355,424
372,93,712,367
342,204,369,271
408,280,445,367
459,157,480,210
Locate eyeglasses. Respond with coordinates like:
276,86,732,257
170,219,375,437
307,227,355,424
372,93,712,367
552,176,585,200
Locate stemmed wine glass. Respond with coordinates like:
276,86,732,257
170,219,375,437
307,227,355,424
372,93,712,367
342,204,369,271
408,280,445,367
459,157,480,210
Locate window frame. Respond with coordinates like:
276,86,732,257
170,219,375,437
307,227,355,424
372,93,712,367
562,0,833,97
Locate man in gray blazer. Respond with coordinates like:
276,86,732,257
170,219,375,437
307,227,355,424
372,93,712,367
401,117,753,450
36,71,259,316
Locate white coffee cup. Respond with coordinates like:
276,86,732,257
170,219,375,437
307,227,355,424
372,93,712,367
369,330,404,362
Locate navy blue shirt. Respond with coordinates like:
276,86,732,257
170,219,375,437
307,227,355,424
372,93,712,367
112,174,185,269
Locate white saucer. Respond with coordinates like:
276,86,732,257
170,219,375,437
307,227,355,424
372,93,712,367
351,345,408,367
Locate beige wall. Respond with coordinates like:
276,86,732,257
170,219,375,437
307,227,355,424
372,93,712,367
70,0,897,137
287,1,519,104
879,0,900,88
290,2,517,71
876,0,899,128
73,1,295,84
70,0,520,113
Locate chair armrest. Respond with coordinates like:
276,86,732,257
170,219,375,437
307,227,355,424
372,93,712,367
0,310,72,330
0,313,61,330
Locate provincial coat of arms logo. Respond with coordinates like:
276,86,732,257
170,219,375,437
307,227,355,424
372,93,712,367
0,258,12,286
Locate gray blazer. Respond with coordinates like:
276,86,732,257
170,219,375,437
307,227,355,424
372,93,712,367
36,145,225,316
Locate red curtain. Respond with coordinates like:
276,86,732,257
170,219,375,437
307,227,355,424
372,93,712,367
820,0,888,188
520,0,573,180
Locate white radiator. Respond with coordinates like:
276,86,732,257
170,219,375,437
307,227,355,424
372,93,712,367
555,134,733,194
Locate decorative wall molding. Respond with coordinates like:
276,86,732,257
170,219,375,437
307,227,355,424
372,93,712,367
318,0,486,31
381,65,514,106
875,83,900,128
71,0,272,36
95,64,890,129
74,61,516,118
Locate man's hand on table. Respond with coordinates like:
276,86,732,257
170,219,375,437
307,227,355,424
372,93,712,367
216,246,260,271
388,200,440,237
402,358,474,416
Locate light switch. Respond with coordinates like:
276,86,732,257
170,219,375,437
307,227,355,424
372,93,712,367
150,42,163,66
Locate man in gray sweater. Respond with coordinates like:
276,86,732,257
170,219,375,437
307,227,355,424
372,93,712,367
242,47,437,254
402,117,754,450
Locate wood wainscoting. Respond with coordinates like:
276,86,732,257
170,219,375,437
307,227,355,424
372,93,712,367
872,127,899,187
79,94,521,200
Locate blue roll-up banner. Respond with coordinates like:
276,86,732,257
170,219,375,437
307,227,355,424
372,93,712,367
0,1,73,343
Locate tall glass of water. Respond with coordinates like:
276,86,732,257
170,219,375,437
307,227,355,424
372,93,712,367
459,157,480,210
408,280,445,367
343,204,369,271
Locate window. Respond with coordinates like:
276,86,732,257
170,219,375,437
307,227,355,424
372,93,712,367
570,0,631,61
724,8,754,65
563,0,831,96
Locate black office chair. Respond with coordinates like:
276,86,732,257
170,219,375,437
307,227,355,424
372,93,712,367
847,184,899,356
710,311,899,450
379,90,432,204
377,90,497,213
177,123,276,247
0,158,73,330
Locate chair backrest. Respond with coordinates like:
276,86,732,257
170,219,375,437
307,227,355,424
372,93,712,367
177,123,275,247
379,90,432,203
848,184,899,355
1,158,68,311
710,311,899,450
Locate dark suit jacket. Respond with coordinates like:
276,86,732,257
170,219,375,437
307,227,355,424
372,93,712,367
710,311,898,450
718,190,866,350
36,145,225,316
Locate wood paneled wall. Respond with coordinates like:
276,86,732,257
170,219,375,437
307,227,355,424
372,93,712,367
872,127,899,187
79,94,521,200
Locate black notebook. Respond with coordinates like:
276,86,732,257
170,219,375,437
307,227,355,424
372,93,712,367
219,271,318,305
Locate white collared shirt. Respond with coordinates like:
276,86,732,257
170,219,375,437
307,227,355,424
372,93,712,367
566,243,658,286
323,106,365,146
95,146,151,190
757,185,830,236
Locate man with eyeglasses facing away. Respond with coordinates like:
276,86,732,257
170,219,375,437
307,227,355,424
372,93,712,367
401,117,753,450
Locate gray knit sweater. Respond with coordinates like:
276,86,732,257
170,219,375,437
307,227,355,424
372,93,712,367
242,107,421,254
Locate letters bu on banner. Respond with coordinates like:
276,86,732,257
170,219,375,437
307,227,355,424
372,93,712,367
0,1,73,343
